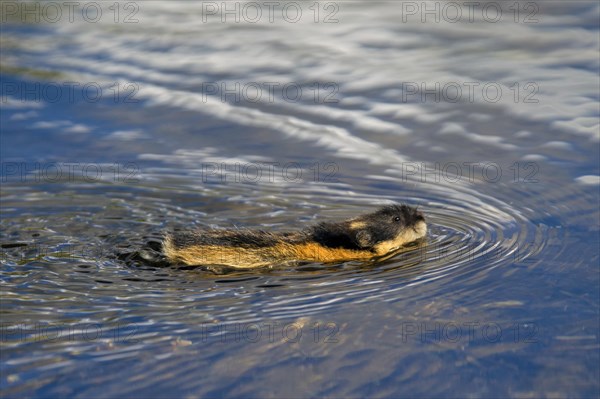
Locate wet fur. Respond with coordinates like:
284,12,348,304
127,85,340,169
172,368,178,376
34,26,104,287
163,204,426,268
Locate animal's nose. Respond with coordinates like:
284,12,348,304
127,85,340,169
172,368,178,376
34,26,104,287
415,210,425,221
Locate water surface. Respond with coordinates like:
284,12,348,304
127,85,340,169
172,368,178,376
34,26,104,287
1,1,599,398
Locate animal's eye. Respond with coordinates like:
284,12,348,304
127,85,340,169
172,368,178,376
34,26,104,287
394,216,401,222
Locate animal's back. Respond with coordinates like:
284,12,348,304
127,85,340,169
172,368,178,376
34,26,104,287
163,229,307,268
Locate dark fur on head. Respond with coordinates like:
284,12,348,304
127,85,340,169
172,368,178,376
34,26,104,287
310,204,425,251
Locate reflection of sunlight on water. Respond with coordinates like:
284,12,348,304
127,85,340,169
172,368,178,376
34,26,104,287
3,2,600,154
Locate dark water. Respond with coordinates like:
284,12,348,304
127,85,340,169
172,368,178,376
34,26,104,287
1,1,599,398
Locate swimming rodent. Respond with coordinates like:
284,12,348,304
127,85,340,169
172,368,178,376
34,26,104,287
163,204,426,268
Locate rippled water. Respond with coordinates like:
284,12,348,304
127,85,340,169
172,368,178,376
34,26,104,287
1,1,599,398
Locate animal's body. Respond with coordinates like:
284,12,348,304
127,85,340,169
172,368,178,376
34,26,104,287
163,204,426,268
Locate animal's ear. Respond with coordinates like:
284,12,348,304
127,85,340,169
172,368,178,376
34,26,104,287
354,230,373,248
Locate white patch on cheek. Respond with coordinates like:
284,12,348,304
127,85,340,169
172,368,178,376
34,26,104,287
414,221,427,237
373,221,428,255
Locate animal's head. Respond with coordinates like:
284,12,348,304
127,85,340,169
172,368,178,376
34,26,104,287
349,204,427,255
